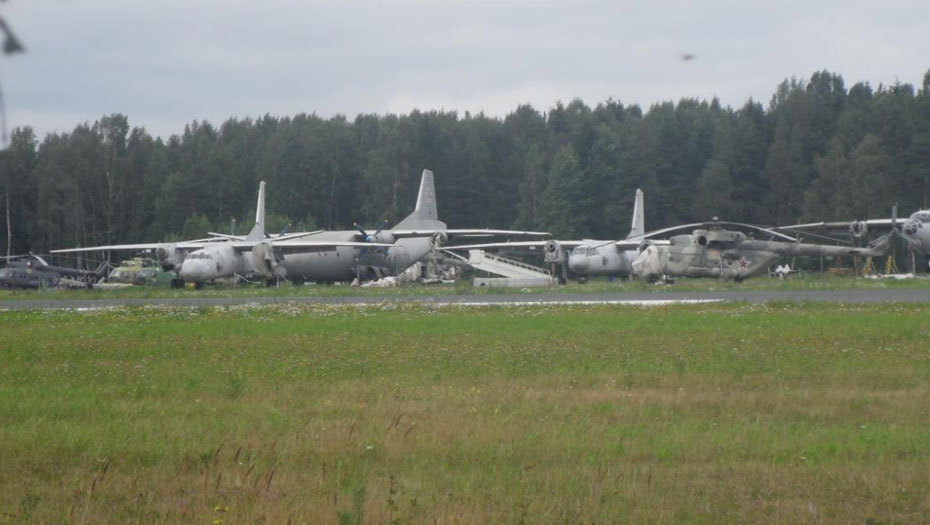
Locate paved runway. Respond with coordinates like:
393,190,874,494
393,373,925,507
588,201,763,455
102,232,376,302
2,288,930,310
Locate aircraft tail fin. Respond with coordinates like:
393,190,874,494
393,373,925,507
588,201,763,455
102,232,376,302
626,188,644,238
245,181,267,241
394,169,445,229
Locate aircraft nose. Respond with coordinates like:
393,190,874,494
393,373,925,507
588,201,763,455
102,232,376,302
180,260,207,282
568,254,589,273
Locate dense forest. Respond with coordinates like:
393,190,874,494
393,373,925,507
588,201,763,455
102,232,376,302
2,69,930,256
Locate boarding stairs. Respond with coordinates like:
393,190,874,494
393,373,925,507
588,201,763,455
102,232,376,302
463,249,553,279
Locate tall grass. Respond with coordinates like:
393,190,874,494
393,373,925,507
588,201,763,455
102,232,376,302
1,303,929,522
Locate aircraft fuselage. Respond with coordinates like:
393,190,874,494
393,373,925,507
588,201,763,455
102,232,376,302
279,231,433,282
178,243,253,284
566,241,637,277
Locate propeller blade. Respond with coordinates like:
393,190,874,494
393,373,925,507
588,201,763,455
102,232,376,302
353,222,372,242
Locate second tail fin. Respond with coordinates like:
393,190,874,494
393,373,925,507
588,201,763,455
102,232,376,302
245,181,267,241
626,188,644,238
393,169,444,229
413,169,438,221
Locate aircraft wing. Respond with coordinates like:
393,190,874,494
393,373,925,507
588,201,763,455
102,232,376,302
230,240,395,253
207,232,245,240
50,241,213,254
447,240,586,251
777,218,898,244
608,239,671,250
391,228,550,239
207,229,324,241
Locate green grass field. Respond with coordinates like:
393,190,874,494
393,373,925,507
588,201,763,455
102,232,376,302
2,302,930,523
1,271,929,302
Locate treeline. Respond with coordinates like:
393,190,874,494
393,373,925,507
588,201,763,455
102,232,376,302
2,69,930,256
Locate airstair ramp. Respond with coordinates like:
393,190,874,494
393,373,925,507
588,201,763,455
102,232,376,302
466,249,554,280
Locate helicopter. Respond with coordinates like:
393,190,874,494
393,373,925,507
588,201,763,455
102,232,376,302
631,223,894,282
0,254,102,289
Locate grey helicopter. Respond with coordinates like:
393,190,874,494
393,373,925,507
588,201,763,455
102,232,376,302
630,220,894,282
0,253,102,289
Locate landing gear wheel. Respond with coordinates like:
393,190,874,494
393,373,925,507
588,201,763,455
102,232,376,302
194,281,203,290
170,278,182,289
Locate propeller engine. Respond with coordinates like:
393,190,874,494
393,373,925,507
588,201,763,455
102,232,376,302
155,243,183,271
849,221,869,239
354,221,394,255
544,240,566,263
251,241,287,279
430,231,447,249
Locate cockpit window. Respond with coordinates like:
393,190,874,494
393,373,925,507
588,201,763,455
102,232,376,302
916,212,930,223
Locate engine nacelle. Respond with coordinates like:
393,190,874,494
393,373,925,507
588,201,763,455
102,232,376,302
631,244,664,279
373,232,396,245
430,231,448,247
155,243,184,271
544,240,566,263
251,241,287,279
849,221,869,239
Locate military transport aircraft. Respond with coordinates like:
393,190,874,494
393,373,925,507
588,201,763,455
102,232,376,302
631,224,893,282
449,189,648,281
52,181,393,288
253,169,550,283
52,170,547,287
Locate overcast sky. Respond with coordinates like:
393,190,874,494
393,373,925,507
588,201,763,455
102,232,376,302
1,0,928,141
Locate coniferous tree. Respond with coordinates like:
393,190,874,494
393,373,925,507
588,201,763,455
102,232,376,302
6,68,930,253
540,145,587,238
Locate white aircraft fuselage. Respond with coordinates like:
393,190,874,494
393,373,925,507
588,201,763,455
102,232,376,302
277,231,434,282
179,243,254,283
566,242,638,277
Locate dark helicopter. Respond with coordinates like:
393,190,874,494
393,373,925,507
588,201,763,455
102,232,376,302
0,254,101,289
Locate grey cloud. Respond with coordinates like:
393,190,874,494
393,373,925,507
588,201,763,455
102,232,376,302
2,0,929,139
